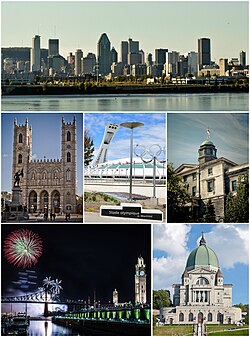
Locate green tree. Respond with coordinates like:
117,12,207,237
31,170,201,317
167,163,191,222
203,199,216,222
84,128,95,167
153,289,171,309
224,173,249,223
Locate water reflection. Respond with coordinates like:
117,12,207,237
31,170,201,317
28,320,77,336
2,93,248,111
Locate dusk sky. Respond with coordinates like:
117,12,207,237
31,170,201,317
1,113,83,194
85,112,166,162
2,1,249,63
168,113,249,169
2,223,151,315
153,224,249,305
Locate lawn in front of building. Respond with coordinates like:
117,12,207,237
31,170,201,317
153,324,249,336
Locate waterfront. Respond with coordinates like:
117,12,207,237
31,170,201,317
28,319,77,336
1,92,248,111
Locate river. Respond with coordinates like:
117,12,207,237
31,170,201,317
28,319,79,336
1,93,248,111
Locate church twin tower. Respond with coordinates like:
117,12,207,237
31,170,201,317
12,116,77,214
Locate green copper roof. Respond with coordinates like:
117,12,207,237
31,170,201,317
186,235,219,269
200,139,214,146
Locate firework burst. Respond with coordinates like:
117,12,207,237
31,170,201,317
4,229,43,268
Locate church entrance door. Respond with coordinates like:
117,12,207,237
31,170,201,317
29,191,37,213
52,190,60,213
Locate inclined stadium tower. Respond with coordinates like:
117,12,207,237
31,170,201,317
85,122,166,181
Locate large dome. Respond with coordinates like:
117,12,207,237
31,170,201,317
200,139,215,146
186,234,219,270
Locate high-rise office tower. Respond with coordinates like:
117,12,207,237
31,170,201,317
48,39,59,56
155,48,168,65
187,51,198,76
146,53,153,66
240,50,246,67
128,38,140,65
97,33,111,75
110,47,118,64
139,49,145,64
120,41,128,66
74,49,83,76
198,38,211,70
30,35,41,72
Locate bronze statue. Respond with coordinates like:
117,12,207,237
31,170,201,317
14,169,24,187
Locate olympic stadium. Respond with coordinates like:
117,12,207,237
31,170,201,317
84,122,166,183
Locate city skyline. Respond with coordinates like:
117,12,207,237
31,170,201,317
1,113,83,195
153,224,249,305
2,1,249,63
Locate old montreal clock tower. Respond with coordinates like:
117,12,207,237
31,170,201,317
135,255,147,304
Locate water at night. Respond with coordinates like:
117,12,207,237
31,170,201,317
2,92,248,111
28,319,78,336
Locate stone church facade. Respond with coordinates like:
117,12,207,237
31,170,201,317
160,234,242,325
175,135,248,221
12,116,77,214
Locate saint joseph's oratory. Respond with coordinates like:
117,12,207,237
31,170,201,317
160,234,242,325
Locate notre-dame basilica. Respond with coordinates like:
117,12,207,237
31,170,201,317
12,116,77,214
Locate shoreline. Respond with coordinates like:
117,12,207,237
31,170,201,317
2,84,248,96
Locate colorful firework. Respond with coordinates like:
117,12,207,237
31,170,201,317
4,229,43,268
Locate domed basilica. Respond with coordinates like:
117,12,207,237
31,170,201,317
160,234,242,325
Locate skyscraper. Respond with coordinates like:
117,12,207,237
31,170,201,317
240,50,246,67
198,38,211,70
48,39,59,56
74,49,83,76
120,41,128,66
110,47,118,64
155,48,168,65
128,38,140,65
97,33,111,75
30,35,41,72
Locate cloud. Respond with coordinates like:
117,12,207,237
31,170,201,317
201,224,249,269
153,224,249,294
153,224,191,293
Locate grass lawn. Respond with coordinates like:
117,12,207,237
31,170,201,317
153,325,249,336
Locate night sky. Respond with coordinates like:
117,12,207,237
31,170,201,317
2,224,151,306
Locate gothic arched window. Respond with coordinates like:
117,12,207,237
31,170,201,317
19,133,23,143
18,154,22,164
67,131,71,142
66,168,71,181
42,172,47,180
188,313,193,322
208,313,212,322
67,152,71,162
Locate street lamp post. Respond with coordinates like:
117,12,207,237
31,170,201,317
120,122,144,200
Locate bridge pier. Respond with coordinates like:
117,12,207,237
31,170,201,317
44,302,49,317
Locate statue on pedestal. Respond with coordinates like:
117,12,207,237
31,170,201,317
14,169,24,187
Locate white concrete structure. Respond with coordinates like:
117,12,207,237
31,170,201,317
160,234,242,325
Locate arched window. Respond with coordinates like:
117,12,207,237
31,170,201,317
42,172,47,180
208,313,212,322
66,192,71,202
53,170,58,179
19,133,23,143
67,131,71,142
67,152,71,162
31,172,35,180
196,277,209,285
18,154,22,164
66,168,71,181
188,313,193,322
179,313,184,322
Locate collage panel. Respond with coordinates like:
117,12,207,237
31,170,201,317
153,223,249,336
1,223,151,336
167,112,249,223
84,112,166,224
1,112,83,223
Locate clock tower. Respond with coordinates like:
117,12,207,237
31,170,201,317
135,256,147,304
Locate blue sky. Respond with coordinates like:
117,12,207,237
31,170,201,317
2,1,248,63
85,112,166,162
1,113,83,194
168,113,249,169
153,224,249,305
